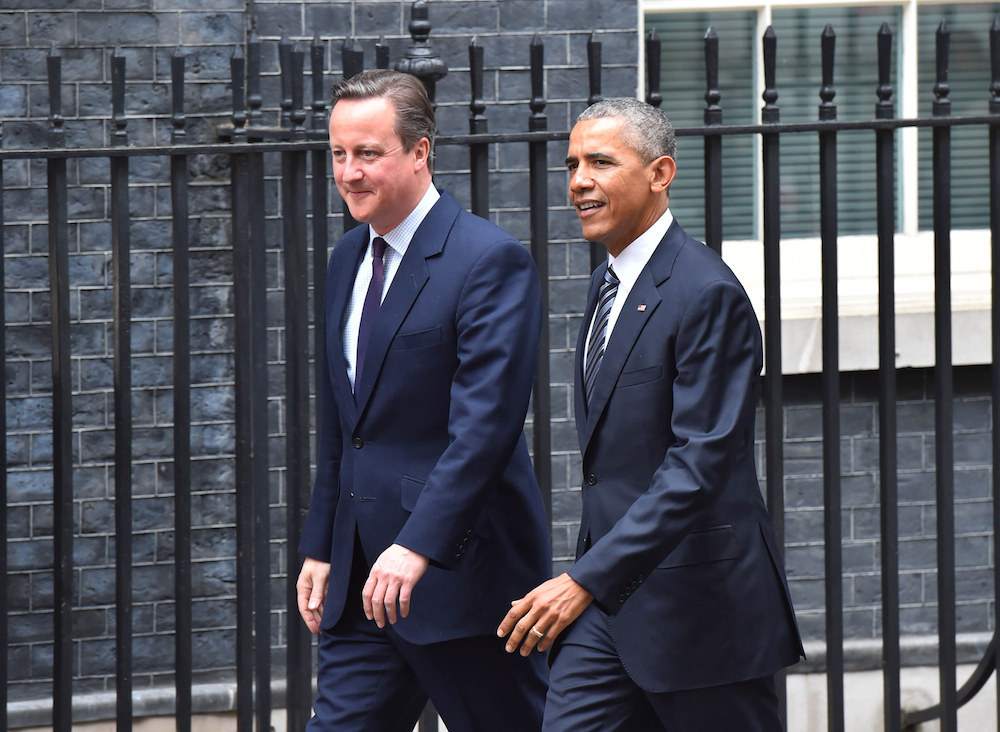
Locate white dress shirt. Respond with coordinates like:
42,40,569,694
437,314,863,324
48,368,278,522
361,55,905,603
342,184,441,388
583,208,674,365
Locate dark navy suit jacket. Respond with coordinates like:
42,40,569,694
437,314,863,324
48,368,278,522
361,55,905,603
299,190,550,645
568,219,804,692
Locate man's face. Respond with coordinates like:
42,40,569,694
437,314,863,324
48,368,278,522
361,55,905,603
328,96,430,235
566,116,674,256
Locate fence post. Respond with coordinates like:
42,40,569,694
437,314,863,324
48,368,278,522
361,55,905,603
170,45,194,732
990,17,1000,726
759,24,787,725
229,45,257,732
932,20,957,732
529,33,552,525
0,71,6,732
874,22,901,732
817,25,844,732
282,40,312,732
47,44,74,732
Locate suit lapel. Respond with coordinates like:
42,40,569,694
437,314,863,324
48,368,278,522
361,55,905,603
577,220,688,455
328,232,367,415
353,191,459,412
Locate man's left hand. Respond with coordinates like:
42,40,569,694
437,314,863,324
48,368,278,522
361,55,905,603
363,543,430,628
497,573,593,656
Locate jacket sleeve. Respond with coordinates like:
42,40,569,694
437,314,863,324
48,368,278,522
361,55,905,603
393,237,542,567
298,253,345,560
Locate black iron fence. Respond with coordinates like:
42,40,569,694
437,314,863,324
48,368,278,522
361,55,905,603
2,4,1000,732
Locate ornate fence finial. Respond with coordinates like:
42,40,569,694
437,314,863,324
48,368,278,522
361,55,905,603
342,38,364,81
231,45,246,138
468,37,486,134
530,34,546,131
876,23,894,120
393,0,448,103
989,17,999,114
704,27,720,124
819,25,836,121
279,36,293,129
111,47,128,146
762,26,779,124
934,20,951,117
290,44,306,135
247,31,262,129
171,48,187,143
587,33,602,106
311,35,326,131
376,36,390,70
646,28,662,108
47,45,65,146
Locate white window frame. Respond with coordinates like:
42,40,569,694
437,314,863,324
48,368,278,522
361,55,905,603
642,0,997,237
640,0,997,374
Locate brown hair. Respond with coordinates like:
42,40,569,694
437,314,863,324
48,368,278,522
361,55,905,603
330,69,436,171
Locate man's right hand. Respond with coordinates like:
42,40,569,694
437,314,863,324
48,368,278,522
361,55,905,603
296,557,331,634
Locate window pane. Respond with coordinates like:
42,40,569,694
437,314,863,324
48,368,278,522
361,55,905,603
772,5,903,238
917,3,1000,231
646,11,757,240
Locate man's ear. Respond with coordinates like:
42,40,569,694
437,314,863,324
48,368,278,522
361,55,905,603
412,137,431,172
649,155,677,193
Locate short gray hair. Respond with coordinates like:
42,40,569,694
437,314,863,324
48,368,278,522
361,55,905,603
577,98,676,165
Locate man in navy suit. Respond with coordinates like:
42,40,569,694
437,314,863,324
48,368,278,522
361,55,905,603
499,97,803,730
297,69,548,731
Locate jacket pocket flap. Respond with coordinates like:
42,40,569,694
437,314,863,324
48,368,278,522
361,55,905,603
658,524,738,569
400,475,425,512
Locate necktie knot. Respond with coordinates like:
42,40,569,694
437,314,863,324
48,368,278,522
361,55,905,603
372,236,388,260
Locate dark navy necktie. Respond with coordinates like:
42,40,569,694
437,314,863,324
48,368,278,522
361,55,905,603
355,236,388,387
583,264,619,406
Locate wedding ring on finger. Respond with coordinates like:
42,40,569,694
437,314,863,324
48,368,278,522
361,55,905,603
529,626,545,639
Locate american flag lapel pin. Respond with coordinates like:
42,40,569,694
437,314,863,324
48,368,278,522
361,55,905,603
637,304,646,312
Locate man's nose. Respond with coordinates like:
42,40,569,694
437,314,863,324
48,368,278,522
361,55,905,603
342,155,364,180
570,166,592,190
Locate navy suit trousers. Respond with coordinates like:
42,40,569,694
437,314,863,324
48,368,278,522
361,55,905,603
307,538,547,732
543,605,782,732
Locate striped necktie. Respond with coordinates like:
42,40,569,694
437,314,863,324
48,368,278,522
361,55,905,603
583,265,619,406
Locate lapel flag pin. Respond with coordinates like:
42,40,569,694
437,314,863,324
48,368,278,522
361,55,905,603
637,304,647,312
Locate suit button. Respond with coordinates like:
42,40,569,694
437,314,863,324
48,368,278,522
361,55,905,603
586,473,597,486
618,593,627,603
352,437,363,449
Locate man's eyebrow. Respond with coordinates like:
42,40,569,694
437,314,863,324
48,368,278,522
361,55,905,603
565,151,615,165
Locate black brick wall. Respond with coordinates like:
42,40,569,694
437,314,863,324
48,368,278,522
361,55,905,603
2,0,996,710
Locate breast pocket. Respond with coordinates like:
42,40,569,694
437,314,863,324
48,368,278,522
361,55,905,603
391,325,442,351
617,363,662,388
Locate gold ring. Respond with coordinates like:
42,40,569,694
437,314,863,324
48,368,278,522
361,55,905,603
529,626,545,639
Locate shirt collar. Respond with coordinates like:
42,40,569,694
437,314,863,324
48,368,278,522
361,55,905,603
607,208,674,286
368,184,440,257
